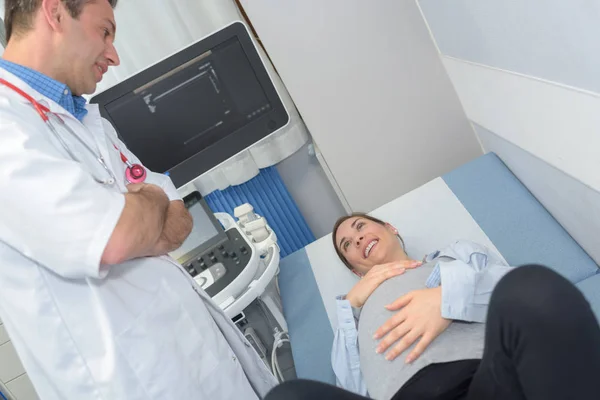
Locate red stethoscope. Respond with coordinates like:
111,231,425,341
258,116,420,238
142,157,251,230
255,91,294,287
0,78,146,185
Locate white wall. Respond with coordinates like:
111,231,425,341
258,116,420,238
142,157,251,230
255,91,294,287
240,0,482,213
475,124,600,265
276,143,346,239
419,0,600,264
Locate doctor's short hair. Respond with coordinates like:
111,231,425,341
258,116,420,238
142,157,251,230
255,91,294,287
332,213,406,271
3,0,118,42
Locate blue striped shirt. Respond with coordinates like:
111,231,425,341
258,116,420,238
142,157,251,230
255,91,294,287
424,250,442,288
0,59,88,121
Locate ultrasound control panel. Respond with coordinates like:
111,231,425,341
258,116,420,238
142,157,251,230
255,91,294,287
182,228,252,297
169,191,252,298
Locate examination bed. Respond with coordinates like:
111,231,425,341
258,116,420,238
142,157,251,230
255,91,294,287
278,153,600,385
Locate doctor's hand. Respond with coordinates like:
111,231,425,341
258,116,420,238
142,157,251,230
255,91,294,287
126,183,169,200
345,260,422,308
126,183,151,193
374,286,451,363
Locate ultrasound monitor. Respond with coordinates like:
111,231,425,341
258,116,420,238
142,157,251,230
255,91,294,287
91,22,289,188
169,191,226,263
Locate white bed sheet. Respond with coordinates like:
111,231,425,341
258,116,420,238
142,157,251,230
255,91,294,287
304,177,505,330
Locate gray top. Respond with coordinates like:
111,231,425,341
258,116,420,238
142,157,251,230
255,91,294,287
358,262,485,399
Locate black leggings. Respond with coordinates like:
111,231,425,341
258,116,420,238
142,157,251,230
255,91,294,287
264,265,600,400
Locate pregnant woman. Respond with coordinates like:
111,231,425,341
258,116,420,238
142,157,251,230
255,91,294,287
266,213,600,400
332,213,512,398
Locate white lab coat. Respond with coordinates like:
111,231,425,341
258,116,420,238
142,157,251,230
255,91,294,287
0,68,277,400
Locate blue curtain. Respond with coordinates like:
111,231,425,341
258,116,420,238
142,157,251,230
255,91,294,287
205,166,315,257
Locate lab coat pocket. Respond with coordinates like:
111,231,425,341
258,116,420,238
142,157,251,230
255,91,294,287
115,280,219,398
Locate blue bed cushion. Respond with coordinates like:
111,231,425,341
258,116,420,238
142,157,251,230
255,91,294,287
443,153,598,283
278,248,336,384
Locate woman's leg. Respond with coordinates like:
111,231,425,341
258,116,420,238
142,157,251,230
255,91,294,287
264,379,370,400
391,359,480,400
467,265,600,400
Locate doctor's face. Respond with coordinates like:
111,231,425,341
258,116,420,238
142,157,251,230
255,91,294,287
58,0,121,95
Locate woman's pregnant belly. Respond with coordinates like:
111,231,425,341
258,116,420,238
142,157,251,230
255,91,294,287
358,263,485,399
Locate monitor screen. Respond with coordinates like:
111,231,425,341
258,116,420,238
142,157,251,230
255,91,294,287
92,22,289,188
169,193,223,262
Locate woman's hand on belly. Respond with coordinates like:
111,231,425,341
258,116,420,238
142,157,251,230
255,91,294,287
346,260,422,308
373,286,451,363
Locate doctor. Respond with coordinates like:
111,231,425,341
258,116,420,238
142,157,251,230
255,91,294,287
0,0,276,399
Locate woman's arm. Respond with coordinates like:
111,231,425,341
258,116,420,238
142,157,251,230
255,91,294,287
346,261,421,307
332,297,368,395
332,260,421,391
373,241,513,362
426,240,514,322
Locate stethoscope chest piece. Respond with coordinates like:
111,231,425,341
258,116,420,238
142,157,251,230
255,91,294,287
126,163,147,184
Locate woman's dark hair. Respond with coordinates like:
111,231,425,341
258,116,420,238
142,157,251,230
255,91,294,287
332,213,405,271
